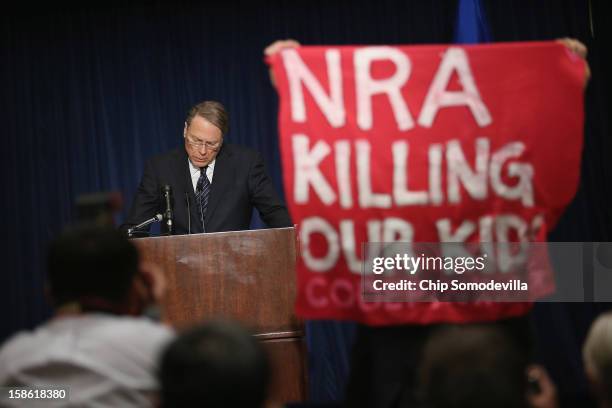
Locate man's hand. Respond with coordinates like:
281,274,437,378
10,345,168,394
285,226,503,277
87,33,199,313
128,261,167,318
264,39,301,88
138,261,166,304
557,37,591,85
526,364,559,408
264,39,301,57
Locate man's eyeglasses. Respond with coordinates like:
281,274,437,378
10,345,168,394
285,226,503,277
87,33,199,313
185,135,222,151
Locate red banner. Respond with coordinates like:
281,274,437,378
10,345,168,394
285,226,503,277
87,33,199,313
267,42,586,325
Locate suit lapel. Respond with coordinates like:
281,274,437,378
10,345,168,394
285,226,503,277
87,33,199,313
205,145,234,229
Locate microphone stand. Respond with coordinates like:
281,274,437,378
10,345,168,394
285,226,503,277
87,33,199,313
162,185,174,236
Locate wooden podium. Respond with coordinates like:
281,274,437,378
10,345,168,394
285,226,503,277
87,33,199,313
131,227,306,403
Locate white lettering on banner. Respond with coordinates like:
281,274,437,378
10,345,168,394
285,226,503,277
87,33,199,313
436,218,478,275
305,278,414,311
329,279,354,308
490,142,535,207
338,219,410,274
340,220,363,273
382,217,414,243
437,214,533,274
356,140,392,208
292,134,535,208
436,219,475,242
335,140,353,208
418,47,492,127
305,277,328,308
393,142,428,205
354,46,414,131
495,215,529,273
300,214,545,273
282,49,345,127
447,138,489,203
300,217,340,271
429,144,444,205
283,46,491,130
381,218,416,273
303,218,414,274
292,134,336,205
305,277,409,311
530,214,544,239
479,216,496,271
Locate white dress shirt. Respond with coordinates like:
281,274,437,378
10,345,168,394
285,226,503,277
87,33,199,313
189,159,215,193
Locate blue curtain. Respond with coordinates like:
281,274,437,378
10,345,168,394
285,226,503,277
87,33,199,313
454,0,492,43
1,0,610,404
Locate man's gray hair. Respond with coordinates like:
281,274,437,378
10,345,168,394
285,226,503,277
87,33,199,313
186,100,229,135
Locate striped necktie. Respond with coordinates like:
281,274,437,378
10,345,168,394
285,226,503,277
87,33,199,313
195,166,211,231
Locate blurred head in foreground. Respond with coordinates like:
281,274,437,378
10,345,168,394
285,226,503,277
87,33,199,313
159,319,271,408
417,325,530,408
48,224,137,308
584,311,612,408
47,223,163,316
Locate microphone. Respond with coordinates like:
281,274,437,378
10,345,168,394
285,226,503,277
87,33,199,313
185,192,191,235
127,214,163,237
162,185,173,235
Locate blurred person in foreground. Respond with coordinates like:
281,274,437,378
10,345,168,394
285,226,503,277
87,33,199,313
0,225,173,407
584,311,612,408
417,325,558,408
159,319,272,408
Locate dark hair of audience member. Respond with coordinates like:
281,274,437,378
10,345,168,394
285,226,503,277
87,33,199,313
46,224,139,308
159,319,271,408
416,325,530,408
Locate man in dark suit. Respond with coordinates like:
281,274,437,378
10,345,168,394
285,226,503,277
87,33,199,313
120,100,292,235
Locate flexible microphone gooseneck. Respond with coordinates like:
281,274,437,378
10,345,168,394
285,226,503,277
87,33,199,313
127,214,163,237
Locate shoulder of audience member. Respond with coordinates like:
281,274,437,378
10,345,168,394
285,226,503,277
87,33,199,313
92,314,175,345
0,328,44,368
0,315,174,363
